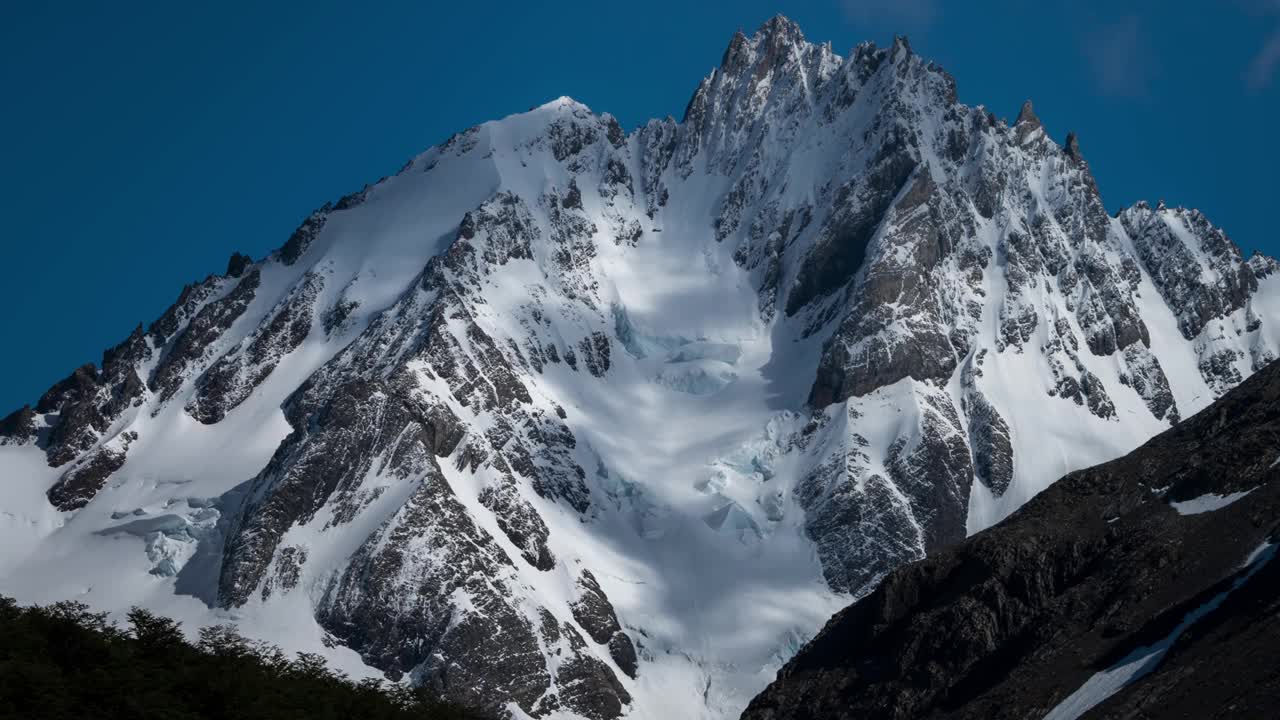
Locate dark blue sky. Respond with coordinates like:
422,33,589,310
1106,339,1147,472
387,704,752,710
2,1,1277,412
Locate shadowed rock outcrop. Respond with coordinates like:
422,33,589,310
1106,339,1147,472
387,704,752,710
0,405,36,444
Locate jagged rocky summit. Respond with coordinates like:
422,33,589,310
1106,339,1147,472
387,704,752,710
1,15,1277,720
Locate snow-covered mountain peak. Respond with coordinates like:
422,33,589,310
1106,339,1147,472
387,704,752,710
719,15,812,73
2,15,1278,720
544,95,591,112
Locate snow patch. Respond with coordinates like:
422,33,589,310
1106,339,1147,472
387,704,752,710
1043,541,1277,720
1169,489,1255,515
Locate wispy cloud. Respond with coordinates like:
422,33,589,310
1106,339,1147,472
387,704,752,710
840,0,938,30
1246,30,1280,88
1238,1,1280,89
1081,15,1156,98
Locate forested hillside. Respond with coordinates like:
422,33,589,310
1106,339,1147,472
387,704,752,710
0,596,485,720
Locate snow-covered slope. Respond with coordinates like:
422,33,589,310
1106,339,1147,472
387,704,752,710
2,16,1277,720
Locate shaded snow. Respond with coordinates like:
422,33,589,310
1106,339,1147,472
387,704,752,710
1043,541,1277,720
1169,489,1255,515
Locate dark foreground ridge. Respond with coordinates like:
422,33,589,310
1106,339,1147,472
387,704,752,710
744,360,1280,720
0,596,488,720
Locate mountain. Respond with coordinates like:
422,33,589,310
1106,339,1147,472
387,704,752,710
1,15,1277,720
743,348,1280,720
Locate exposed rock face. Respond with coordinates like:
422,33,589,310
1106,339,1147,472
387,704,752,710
225,251,254,278
795,382,975,594
26,324,153,470
960,352,1013,496
744,359,1280,720
0,405,36,444
3,14,1280,720
1121,202,1258,341
572,570,624,644
884,387,973,552
218,375,461,607
556,652,631,718
1120,342,1179,424
607,632,639,680
570,570,639,678
46,443,128,510
38,364,109,467
278,212,326,265
318,463,554,714
150,269,261,406
186,271,322,424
